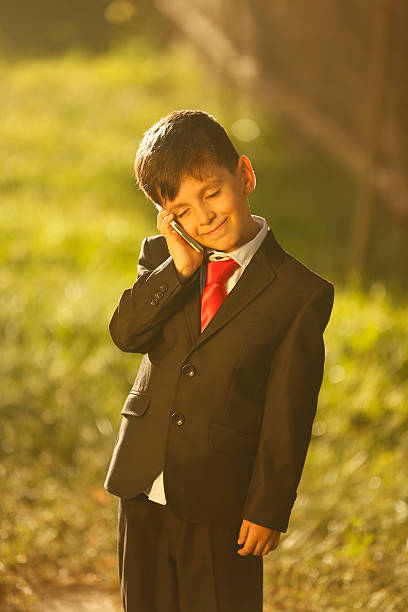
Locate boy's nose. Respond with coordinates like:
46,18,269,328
196,201,216,228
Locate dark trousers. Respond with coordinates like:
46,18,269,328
118,494,263,612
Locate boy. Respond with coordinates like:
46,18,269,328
104,110,334,612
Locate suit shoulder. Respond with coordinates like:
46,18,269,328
268,246,334,318
273,250,334,331
266,229,333,297
281,250,334,296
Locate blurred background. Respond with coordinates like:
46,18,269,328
1,0,407,610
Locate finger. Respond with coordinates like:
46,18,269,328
156,208,168,224
162,214,175,237
156,209,166,234
158,211,174,236
157,208,172,225
158,211,172,233
237,521,250,545
253,540,266,556
261,541,273,556
237,533,257,556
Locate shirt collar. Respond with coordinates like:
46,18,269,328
206,215,269,269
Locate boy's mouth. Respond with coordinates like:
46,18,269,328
202,217,228,237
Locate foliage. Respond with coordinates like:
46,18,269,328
1,38,406,610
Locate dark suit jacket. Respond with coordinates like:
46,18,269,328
104,227,334,532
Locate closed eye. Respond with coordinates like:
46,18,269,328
207,189,221,199
176,209,188,218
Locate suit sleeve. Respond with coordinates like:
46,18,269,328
109,236,200,354
241,281,335,532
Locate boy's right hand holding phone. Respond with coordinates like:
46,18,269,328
157,209,204,282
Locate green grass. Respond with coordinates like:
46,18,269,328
1,37,407,610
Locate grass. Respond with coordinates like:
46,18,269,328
1,36,407,610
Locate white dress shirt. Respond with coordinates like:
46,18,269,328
144,215,269,504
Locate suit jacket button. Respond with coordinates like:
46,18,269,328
181,364,196,378
171,412,185,426
155,291,164,299
150,298,159,306
159,284,168,292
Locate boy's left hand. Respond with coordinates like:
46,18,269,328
237,519,281,556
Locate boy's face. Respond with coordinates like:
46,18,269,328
160,155,258,253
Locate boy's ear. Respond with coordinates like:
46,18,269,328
237,155,256,194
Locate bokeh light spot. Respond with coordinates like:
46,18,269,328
104,1,135,25
231,118,260,142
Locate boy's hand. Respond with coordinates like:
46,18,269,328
237,519,281,556
157,209,204,282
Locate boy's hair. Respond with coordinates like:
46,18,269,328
134,110,239,206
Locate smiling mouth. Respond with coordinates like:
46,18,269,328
202,218,228,237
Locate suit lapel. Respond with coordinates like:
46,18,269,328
183,228,285,350
183,278,201,345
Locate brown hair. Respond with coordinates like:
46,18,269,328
134,110,239,206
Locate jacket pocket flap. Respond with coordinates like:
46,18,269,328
121,392,151,417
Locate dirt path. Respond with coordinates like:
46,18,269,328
11,585,290,612
24,584,287,612
32,586,122,612
28,588,286,612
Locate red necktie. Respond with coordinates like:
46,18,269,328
200,258,240,333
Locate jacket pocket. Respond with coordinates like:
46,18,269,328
209,422,257,457
121,391,151,417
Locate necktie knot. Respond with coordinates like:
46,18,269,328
206,258,240,285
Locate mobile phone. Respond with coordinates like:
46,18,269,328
157,205,204,253
169,218,204,253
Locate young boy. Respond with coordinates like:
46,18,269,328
104,110,334,612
